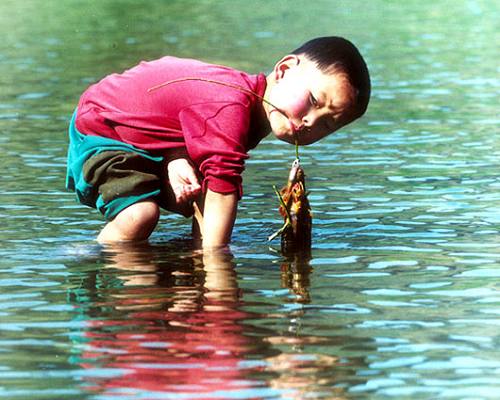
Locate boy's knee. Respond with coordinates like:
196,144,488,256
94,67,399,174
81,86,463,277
121,201,160,229
120,201,160,234
101,201,160,242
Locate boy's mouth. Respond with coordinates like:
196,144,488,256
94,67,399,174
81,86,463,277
269,109,304,144
290,120,301,133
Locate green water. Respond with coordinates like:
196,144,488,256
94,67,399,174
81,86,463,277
0,0,499,398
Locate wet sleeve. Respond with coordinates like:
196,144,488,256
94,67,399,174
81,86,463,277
179,102,250,198
163,146,190,163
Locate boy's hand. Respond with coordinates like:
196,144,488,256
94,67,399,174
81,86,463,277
167,158,202,204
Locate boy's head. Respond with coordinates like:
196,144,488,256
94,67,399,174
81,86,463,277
264,36,370,145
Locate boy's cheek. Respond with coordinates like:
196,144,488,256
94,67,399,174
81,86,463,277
271,84,309,119
284,92,310,119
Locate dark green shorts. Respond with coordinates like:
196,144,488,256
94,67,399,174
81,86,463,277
66,111,193,220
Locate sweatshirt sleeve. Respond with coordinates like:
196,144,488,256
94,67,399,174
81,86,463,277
179,102,251,198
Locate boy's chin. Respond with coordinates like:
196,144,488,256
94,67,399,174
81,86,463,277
272,130,295,144
269,113,293,137
270,121,294,144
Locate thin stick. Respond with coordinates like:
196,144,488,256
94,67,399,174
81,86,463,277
192,201,204,239
268,221,290,242
148,77,289,120
149,76,303,155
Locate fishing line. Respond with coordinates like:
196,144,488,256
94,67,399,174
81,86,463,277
148,76,302,160
148,77,289,120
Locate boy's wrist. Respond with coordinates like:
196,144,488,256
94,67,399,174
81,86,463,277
164,147,190,164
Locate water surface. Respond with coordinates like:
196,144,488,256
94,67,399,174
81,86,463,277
0,0,499,398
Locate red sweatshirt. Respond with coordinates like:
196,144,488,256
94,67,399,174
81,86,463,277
75,56,269,197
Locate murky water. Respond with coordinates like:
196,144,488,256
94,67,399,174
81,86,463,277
1,0,499,398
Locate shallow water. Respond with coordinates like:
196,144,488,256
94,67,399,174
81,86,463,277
1,0,499,398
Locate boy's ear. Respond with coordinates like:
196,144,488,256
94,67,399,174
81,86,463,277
273,54,301,81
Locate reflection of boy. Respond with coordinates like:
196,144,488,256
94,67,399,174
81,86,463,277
69,247,255,397
66,36,370,248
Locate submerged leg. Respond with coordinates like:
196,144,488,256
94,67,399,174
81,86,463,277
97,200,160,243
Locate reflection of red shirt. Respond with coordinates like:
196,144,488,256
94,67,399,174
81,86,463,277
81,307,254,397
75,56,269,197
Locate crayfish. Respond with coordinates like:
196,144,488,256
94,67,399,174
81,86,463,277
269,158,312,253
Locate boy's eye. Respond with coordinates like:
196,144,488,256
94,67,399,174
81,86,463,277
309,93,318,107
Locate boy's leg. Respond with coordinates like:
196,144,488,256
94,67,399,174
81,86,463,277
97,200,160,243
67,111,196,243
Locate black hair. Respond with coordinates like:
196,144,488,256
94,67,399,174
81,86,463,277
292,36,371,119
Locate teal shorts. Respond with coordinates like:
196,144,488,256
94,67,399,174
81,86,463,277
66,111,193,220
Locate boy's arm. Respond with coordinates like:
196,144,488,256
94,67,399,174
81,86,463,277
194,189,238,249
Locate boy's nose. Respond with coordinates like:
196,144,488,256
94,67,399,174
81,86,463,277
302,111,318,128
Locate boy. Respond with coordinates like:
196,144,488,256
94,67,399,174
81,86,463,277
66,36,370,248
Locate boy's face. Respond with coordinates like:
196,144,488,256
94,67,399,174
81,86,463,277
265,55,356,145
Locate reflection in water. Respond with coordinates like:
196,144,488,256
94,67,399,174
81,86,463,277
265,353,346,400
66,243,359,398
279,251,313,304
69,242,264,398
269,252,364,399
